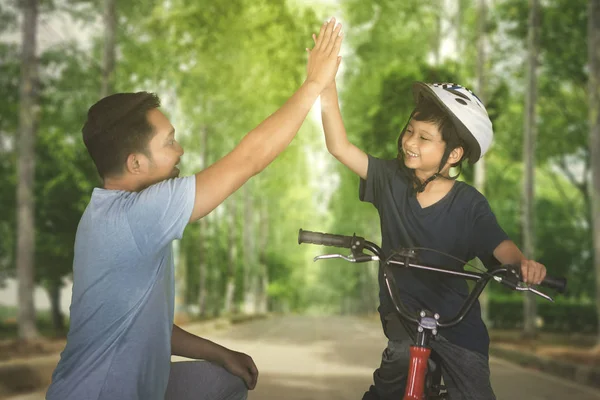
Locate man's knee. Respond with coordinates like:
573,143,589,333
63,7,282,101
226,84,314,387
224,377,247,400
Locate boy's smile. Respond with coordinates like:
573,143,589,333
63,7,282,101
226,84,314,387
405,149,420,158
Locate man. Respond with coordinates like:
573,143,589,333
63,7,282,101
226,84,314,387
46,18,343,400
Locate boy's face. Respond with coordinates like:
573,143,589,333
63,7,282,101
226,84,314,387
138,108,184,186
401,118,446,177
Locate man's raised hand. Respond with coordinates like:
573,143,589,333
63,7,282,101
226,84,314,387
306,17,343,91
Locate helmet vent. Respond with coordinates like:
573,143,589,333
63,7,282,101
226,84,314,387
455,98,468,105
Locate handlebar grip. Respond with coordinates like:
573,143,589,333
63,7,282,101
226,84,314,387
541,276,567,294
298,229,357,249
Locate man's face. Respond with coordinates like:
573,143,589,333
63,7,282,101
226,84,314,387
141,108,184,185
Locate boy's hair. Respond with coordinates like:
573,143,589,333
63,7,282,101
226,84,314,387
82,92,161,179
397,97,469,183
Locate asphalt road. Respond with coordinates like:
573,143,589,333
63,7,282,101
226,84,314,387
8,315,600,400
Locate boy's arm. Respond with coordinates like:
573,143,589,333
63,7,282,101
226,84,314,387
493,240,547,285
189,19,343,222
171,324,258,389
320,84,369,179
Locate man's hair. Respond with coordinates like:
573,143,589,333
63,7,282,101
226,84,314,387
82,92,161,179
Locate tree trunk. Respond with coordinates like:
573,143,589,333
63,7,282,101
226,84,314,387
100,0,116,98
16,0,39,341
455,0,466,58
197,126,208,316
46,281,64,335
223,195,238,314
196,219,207,318
242,184,256,314
173,239,188,324
588,0,600,347
522,0,540,338
433,4,443,65
475,0,490,326
256,197,269,314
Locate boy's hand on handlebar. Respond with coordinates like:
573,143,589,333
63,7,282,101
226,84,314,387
520,259,546,285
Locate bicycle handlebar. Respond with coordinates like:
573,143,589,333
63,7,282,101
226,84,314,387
298,229,360,249
538,275,567,293
298,229,567,294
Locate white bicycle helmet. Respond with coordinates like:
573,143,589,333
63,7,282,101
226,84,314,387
412,82,493,163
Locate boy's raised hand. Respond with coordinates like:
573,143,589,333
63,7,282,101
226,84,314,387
305,18,343,91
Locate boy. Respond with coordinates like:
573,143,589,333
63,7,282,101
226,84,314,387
46,18,343,400
320,79,546,400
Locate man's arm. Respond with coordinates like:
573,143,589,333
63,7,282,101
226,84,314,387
171,324,228,362
493,240,546,285
189,19,343,222
171,324,259,389
320,84,368,179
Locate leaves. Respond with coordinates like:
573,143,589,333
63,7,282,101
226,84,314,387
0,0,594,317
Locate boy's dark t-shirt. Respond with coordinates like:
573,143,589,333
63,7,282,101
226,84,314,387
360,155,509,356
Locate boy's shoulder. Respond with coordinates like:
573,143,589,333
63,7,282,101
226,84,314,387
452,181,494,214
453,180,485,200
370,156,401,172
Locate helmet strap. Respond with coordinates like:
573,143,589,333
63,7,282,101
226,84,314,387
415,173,440,193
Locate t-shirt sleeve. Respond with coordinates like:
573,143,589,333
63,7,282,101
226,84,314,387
126,176,196,252
359,154,388,208
470,197,510,266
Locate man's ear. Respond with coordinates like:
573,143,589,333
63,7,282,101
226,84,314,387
125,153,142,174
448,146,464,165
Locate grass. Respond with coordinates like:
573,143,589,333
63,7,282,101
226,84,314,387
490,329,598,348
0,305,68,340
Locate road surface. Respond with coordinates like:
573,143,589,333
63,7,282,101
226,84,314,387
7,315,600,400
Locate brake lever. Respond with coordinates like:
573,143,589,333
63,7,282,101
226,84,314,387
313,254,380,263
493,276,554,302
514,284,554,302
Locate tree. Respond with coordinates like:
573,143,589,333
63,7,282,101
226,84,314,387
196,125,208,316
0,36,20,289
101,0,116,97
491,0,592,300
475,0,491,326
522,0,540,338
16,0,39,341
588,0,600,347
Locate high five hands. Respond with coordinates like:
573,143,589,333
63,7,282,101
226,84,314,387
306,18,343,90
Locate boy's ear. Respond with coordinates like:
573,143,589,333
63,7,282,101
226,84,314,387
448,146,464,164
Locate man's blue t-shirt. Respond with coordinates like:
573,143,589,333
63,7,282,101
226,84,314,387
360,155,508,356
46,176,196,400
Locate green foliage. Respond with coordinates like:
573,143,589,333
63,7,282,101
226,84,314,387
489,295,597,334
0,0,594,326
321,0,595,313
0,2,18,34
0,305,67,339
0,32,100,298
0,42,20,280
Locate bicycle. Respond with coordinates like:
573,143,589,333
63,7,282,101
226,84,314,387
297,229,567,400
